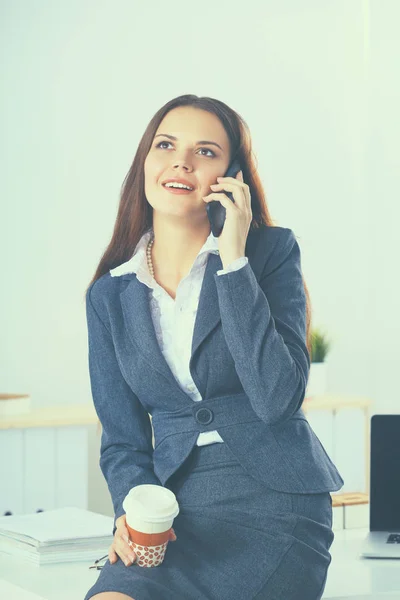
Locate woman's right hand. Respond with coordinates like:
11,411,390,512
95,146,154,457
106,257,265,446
108,513,177,567
109,514,137,566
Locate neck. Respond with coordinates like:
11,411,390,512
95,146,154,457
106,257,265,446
149,219,211,280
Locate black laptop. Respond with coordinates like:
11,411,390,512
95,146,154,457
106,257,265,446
360,414,400,558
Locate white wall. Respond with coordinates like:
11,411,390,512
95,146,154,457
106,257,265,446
2,1,399,513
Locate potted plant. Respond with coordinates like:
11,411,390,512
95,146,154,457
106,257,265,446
305,327,332,398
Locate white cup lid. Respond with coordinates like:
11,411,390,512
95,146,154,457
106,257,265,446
123,484,179,522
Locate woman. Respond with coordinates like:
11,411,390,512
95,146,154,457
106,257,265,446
83,94,344,600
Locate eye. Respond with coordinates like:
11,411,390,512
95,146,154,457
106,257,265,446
155,141,215,157
198,148,215,157
156,141,172,150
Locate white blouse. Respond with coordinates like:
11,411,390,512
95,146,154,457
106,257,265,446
110,228,249,447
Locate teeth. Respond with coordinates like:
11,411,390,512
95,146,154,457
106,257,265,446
164,182,193,190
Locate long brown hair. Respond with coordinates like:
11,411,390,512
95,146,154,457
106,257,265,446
85,94,312,356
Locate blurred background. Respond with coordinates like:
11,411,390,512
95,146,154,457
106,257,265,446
1,0,398,520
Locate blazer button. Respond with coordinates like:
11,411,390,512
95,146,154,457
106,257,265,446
195,407,213,425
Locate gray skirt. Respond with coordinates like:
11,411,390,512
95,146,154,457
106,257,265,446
84,441,334,600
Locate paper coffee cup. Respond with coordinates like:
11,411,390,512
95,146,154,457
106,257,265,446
122,484,179,567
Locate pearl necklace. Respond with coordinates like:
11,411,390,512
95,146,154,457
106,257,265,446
146,232,155,278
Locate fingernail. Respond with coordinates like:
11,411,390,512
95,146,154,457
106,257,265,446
129,554,136,562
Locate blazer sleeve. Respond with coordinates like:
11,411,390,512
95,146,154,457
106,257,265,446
86,282,162,535
213,227,310,425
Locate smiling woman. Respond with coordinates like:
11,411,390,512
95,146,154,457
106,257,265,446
84,95,311,341
82,94,342,600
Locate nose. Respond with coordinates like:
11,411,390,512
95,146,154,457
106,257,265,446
172,157,193,171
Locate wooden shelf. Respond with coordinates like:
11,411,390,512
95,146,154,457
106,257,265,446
331,492,369,507
0,404,98,430
303,394,372,411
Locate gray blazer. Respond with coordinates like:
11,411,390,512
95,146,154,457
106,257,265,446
86,224,344,533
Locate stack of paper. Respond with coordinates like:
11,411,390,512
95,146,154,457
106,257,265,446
0,507,114,566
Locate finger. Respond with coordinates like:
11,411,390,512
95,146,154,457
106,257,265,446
216,175,246,187
119,515,132,545
109,548,118,564
122,531,131,545
207,184,247,209
203,193,239,211
116,531,136,567
211,182,246,193
116,542,137,567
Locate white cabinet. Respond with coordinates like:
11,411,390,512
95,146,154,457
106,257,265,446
0,429,24,515
55,427,88,509
302,393,373,495
0,405,96,517
24,428,57,513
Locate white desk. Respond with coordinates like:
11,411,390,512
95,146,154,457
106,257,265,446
324,528,400,598
0,528,399,600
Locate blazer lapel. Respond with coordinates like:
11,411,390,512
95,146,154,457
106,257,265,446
119,227,263,390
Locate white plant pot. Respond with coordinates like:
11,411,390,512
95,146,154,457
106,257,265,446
305,362,327,398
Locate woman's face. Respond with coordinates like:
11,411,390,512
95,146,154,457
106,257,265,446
144,106,231,221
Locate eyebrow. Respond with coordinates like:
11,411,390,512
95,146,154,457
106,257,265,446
154,134,223,151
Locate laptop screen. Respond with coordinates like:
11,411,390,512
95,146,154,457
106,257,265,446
370,415,400,531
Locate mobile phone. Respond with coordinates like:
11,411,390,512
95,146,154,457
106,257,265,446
206,158,242,237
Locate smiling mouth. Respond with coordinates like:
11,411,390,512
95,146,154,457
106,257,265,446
162,184,195,194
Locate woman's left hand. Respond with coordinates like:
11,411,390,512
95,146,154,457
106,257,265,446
168,527,177,542
202,170,252,269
